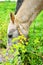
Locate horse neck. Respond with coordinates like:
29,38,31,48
16,0,43,23
15,0,43,37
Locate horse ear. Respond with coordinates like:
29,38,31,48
10,13,15,23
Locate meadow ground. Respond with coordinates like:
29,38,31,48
0,1,43,65
0,1,16,47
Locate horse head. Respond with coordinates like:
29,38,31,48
7,12,28,46
7,13,19,46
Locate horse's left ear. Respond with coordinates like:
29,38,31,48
10,13,15,23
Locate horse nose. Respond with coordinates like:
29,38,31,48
8,34,12,38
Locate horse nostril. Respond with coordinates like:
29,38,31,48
8,34,12,38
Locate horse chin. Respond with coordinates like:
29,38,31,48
7,39,12,45
8,40,18,46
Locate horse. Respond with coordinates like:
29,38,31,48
7,0,43,64
7,0,43,46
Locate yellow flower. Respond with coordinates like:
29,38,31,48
26,42,28,45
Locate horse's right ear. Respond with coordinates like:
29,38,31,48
10,13,15,24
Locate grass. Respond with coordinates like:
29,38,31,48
0,1,16,47
0,1,43,65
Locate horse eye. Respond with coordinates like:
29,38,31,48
8,34,12,38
